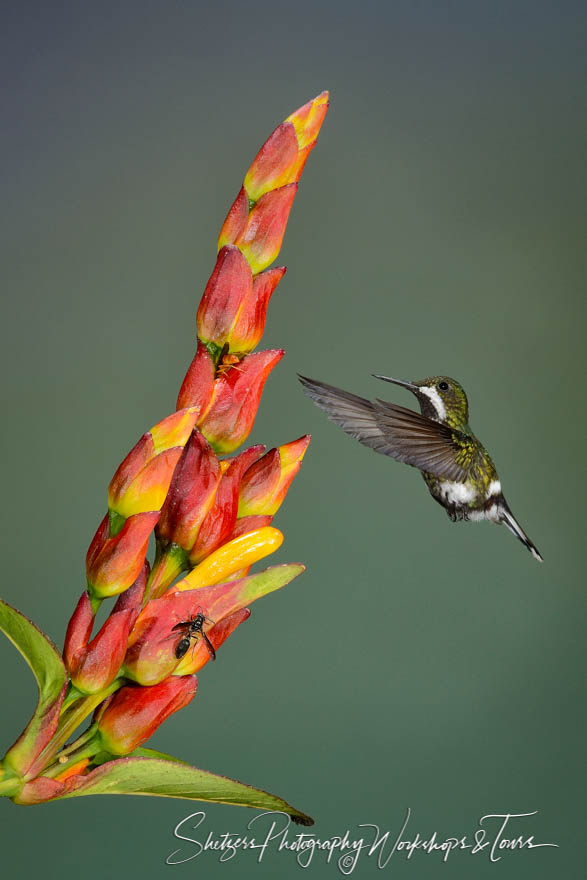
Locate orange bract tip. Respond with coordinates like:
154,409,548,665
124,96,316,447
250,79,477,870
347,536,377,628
286,91,330,150
151,407,200,454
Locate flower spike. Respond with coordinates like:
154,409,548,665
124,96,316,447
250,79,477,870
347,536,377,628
1,92,328,821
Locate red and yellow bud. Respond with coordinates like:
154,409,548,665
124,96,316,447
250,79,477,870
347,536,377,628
233,266,285,352
198,349,284,453
64,566,147,693
238,435,310,517
196,245,285,354
111,562,150,621
196,246,253,348
156,429,221,552
65,597,134,694
223,184,298,275
96,676,198,755
108,408,199,519
149,437,265,597
244,121,308,201
188,444,264,565
219,90,329,272
86,511,158,599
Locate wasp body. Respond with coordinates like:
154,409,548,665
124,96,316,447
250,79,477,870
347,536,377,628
172,611,216,661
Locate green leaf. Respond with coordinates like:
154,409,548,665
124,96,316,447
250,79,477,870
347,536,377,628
37,756,313,824
129,747,189,764
0,598,67,776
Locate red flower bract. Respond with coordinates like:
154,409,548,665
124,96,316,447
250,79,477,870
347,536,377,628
156,429,221,552
176,341,216,414
86,511,159,599
238,435,311,517
108,408,200,518
196,246,253,349
124,564,305,685
96,676,198,756
64,567,147,693
198,349,284,453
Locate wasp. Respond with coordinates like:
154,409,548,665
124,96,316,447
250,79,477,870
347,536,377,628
172,610,216,661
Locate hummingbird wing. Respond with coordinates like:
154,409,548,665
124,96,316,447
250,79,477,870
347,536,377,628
372,398,474,480
299,375,472,481
299,375,384,449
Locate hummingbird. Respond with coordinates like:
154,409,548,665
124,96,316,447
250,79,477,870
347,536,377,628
299,373,543,562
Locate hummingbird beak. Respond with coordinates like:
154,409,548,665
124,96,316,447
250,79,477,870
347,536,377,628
372,374,419,392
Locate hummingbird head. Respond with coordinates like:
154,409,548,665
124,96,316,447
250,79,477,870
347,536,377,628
373,374,470,428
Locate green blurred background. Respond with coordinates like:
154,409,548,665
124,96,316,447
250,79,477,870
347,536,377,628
1,1,585,877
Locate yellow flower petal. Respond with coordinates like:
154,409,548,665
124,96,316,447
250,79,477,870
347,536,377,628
174,527,283,591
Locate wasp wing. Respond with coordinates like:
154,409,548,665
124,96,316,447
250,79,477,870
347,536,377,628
201,631,216,661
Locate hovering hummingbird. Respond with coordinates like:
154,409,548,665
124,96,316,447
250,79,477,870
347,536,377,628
299,373,543,562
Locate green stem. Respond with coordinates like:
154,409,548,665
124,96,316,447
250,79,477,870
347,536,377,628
55,725,97,759
143,543,188,604
60,681,84,714
41,726,101,779
55,682,120,748
0,776,21,798
26,680,122,778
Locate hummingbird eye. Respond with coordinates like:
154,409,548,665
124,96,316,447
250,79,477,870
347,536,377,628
437,381,449,391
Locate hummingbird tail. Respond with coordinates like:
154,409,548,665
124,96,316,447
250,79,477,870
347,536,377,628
500,505,544,562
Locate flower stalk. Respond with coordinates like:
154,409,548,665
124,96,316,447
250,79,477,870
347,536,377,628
0,91,329,824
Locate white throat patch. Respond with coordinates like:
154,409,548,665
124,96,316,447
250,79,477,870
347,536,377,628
419,386,447,421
